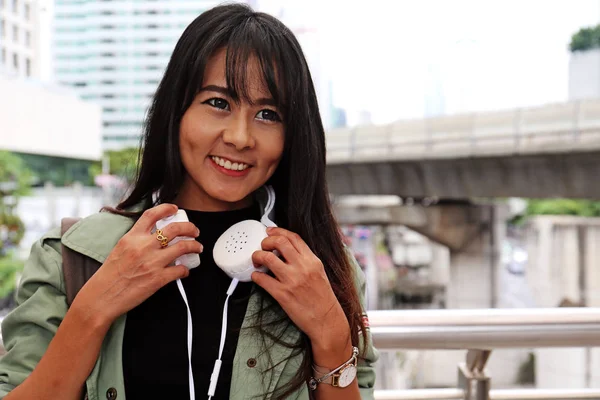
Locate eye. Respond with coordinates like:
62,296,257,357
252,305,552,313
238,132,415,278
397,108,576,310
256,109,281,122
204,98,230,110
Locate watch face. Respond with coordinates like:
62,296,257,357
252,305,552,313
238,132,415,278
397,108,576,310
338,365,357,387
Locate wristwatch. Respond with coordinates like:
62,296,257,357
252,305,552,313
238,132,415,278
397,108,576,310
308,346,359,390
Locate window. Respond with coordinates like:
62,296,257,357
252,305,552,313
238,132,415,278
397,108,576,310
25,57,30,76
12,0,17,15
24,3,29,20
25,31,30,47
1,19,5,39
12,53,18,70
0,0,4,10
1,47,5,64
12,25,18,43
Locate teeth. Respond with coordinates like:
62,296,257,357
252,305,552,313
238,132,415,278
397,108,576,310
211,156,249,171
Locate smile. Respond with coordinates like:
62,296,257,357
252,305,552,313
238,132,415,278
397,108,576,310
210,156,250,171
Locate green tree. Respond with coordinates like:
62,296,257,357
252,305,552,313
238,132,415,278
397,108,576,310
570,24,600,52
89,147,140,184
0,151,32,196
0,151,32,307
526,199,600,217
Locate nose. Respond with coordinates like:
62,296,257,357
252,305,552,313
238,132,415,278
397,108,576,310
222,114,255,151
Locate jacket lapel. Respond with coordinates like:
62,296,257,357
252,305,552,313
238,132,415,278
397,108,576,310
231,289,301,400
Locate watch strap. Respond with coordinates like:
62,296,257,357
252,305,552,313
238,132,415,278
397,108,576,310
309,346,359,390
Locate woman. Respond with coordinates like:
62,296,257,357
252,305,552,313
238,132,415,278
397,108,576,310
0,4,377,400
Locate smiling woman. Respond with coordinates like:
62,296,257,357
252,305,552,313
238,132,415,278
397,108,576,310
175,48,286,211
0,4,378,400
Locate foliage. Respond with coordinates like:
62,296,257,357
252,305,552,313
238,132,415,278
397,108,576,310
526,199,600,217
0,151,32,196
0,254,23,299
0,152,31,306
570,24,600,52
88,147,140,184
516,352,535,385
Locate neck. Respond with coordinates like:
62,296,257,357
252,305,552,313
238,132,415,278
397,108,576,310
174,180,253,212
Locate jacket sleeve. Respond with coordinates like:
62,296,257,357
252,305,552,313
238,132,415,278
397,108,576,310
347,247,379,399
0,228,67,398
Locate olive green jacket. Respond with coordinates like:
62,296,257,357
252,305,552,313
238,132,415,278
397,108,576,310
0,211,378,399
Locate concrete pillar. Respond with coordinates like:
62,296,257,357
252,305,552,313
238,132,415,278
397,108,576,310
446,204,507,309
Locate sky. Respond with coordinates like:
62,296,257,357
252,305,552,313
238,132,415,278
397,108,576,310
257,0,600,125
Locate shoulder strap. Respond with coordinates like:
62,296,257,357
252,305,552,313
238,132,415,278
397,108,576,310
60,218,102,307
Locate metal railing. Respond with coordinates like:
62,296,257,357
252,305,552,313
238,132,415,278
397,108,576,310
368,308,600,400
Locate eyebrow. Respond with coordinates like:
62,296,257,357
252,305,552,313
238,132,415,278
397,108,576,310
199,84,277,107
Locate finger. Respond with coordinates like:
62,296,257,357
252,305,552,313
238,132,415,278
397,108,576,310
160,239,204,265
266,227,312,255
260,235,299,263
161,265,190,285
159,222,200,245
134,204,179,233
251,271,283,300
252,250,287,280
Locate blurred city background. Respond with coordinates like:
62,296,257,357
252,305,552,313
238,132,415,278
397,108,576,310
1,0,600,398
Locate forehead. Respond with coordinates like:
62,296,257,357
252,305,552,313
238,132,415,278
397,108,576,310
202,47,272,99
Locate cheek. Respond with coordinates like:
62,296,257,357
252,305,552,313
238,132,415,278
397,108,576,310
268,131,285,162
179,112,210,154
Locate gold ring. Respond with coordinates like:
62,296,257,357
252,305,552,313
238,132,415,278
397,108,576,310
155,229,169,248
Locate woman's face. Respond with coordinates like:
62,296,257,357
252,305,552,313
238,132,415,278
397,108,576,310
176,48,285,211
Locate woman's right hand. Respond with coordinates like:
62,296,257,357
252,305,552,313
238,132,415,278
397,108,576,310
75,203,203,325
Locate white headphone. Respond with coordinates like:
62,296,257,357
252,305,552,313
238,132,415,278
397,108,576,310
155,185,277,400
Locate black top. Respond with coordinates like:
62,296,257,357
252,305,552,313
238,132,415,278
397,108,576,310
123,203,260,400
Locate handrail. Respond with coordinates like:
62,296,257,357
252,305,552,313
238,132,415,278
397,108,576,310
367,308,600,400
374,388,600,400
367,308,600,349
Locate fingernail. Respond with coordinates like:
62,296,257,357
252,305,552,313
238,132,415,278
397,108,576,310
199,244,204,253
195,229,200,236
266,227,274,232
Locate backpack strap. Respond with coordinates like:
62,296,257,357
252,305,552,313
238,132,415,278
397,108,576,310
60,218,102,307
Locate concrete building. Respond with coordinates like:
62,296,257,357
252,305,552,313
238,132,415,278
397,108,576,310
0,73,102,160
569,49,600,100
0,0,44,78
525,216,600,389
53,0,222,150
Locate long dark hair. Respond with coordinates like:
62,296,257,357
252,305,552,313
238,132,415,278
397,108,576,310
115,4,367,398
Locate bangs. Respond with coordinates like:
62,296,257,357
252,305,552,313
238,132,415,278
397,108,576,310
195,14,294,116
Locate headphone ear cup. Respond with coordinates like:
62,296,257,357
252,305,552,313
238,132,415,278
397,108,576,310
213,220,269,282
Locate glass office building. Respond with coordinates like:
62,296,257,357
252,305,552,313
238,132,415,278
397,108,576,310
54,0,223,150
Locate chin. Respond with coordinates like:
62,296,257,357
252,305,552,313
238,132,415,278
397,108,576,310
208,185,253,205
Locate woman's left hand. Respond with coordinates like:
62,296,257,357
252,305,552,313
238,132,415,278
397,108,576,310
251,227,351,356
